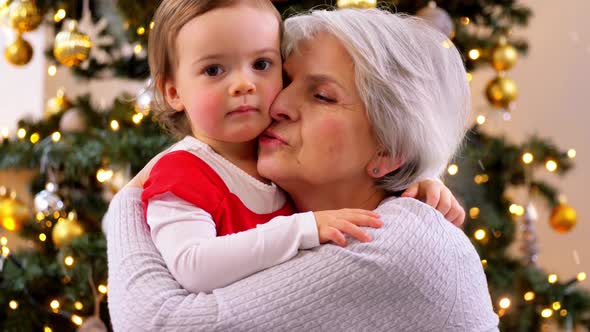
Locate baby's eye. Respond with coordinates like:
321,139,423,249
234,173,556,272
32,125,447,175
203,65,225,77
253,59,272,71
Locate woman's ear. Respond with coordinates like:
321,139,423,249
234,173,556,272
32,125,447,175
366,150,402,178
161,78,185,112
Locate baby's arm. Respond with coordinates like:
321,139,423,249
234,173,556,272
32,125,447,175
147,192,318,293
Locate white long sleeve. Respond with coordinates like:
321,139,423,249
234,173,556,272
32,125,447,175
147,192,319,293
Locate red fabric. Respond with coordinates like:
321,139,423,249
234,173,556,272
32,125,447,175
142,150,294,236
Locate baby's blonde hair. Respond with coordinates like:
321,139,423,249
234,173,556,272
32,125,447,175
148,0,283,139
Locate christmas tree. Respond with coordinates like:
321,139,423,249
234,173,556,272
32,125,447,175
0,0,588,331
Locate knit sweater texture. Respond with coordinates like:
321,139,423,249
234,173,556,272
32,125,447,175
106,188,499,332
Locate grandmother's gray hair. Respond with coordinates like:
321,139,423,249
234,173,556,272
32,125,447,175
282,9,470,192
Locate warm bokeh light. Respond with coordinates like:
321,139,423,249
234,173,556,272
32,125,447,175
474,229,486,241
447,164,459,176
468,49,481,60
522,152,534,164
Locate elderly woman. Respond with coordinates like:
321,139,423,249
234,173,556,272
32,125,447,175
106,8,498,331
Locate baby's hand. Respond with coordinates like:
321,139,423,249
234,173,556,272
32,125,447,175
314,209,383,247
401,178,465,227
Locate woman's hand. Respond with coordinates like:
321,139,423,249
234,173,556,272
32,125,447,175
123,147,174,189
401,178,465,227
314,209,383,247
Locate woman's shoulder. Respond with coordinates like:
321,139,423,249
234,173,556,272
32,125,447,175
375,196,475,257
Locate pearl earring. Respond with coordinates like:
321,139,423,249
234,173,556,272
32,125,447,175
372,168,379,175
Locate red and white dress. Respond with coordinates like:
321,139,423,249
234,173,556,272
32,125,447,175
141,136,319,293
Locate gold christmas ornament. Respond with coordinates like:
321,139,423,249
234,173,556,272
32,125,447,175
485,75,518,109
336,0,376,8
491,39,519,71
549,203,577,233
45,88,72,118
0,0,11,28
416,1,454,38
52,211,84,248
4,33,33,66
8,0,41,33
54,20,92,67
0,194,29,232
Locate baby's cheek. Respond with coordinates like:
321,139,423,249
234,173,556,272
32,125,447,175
188,91,225,129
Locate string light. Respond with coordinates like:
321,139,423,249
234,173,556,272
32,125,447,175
17,128,26,139
137,26,146,35
524,291,535,301
71,315,84,326
548,274,558,284
481,259,487,267
460,17,470,25
96,168,114,183
98,284,108,294
51,132,61,142
545,160,558,172
74,301,83,310
134,44,143,55
64,256,74,266
441,40,452,49
577,272,587,281
552,302,561,310
50,300,60,310
1,237,7,246
1,128,9,139
36,212,45,221
2,246,10,257
466,72,473,82
541,308,553,318
522,152,534,164
9,300,18,310
149,21,155,29
30,132,40,144
499,297,511,309
476,115,486,125
468,49,481,60
474,229,487,241
469,207,480,219
44,326,53,332
560,309,568,317
54,9,66,22
39,233,47,242
567,149,576,158
447,164,459,176
132,112,144,124
509,204,525,216
48,65,57,77
110,120,120,131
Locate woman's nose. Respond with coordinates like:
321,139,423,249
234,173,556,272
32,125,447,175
270,87,298,121
229,73,256,97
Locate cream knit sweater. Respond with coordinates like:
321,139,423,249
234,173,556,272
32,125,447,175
106,188,499,331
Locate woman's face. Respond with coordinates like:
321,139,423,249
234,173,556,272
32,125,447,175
257,32,380,190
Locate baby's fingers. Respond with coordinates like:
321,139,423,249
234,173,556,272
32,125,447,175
336,220,372,243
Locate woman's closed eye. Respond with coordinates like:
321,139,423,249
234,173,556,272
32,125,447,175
314,93,336,103
253,58,272,71
203,65,225,77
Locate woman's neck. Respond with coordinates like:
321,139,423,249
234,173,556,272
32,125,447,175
283,180,389,212
194,135,266,183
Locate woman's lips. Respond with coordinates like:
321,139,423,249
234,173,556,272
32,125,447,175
259,130,288,146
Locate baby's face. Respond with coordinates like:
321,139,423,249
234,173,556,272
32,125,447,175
166,4,282,144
